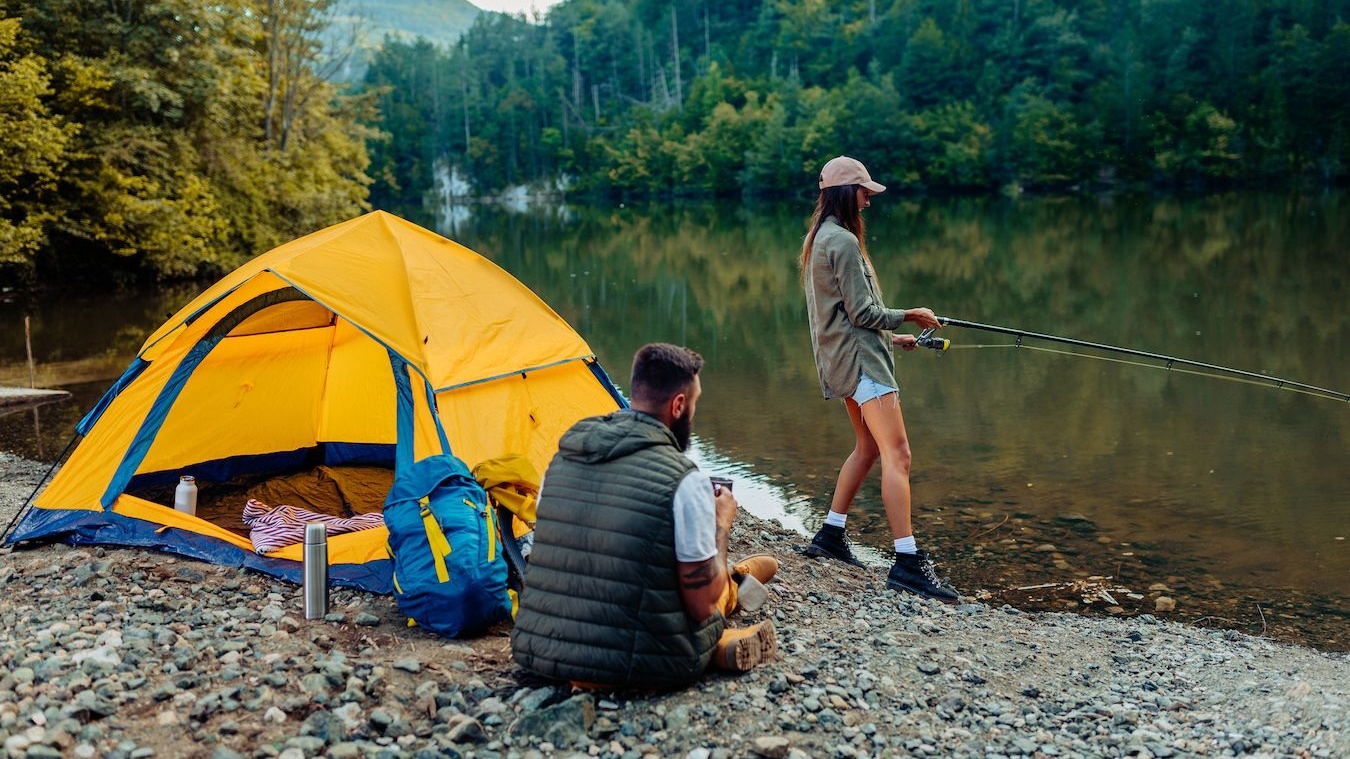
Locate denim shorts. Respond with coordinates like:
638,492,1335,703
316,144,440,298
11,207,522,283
851,372,898,405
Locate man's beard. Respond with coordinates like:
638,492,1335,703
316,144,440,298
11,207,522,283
671,412,692,451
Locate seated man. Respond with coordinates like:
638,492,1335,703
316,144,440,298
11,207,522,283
511,343,778,690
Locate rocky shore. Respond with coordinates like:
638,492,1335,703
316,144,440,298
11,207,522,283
1,452,1346,758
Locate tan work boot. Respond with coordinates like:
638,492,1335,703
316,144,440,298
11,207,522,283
732,554,779,584
712,620,777,671
731,554,779,612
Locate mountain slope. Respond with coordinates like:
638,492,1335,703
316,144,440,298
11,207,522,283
340,0,481,48
329,0,482,80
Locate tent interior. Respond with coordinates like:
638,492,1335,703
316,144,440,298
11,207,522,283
130,465,393,537
119,288,403,535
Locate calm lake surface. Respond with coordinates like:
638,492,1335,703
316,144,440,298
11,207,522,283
3,191,1347,648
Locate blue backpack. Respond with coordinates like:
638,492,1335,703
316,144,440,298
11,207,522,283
384,354,512,637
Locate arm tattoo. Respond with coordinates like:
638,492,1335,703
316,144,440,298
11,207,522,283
680,561,716,590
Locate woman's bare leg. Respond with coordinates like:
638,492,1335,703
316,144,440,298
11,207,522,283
828,398,879,515
858,392,914,539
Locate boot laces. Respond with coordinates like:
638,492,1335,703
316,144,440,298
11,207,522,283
921,556,942,586
825,530,857,557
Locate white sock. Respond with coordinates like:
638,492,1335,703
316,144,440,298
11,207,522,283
894,535,917,554
825,511,847,528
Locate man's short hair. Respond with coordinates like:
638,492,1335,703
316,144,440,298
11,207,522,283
629,343,704,406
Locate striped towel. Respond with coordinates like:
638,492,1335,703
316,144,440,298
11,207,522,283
243,499,385,555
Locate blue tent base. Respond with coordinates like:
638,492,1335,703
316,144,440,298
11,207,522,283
7,506,393,594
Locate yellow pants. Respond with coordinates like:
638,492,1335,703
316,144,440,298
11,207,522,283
717,572,738,618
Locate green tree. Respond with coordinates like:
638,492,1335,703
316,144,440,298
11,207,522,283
2,0,372,282
0,17,73,276
1153,101,1243,181
1321,22,1350,179
1002,80,1083,186
15,0,243,279
363,37,446,204
907,100,992,188
899,17,959,108
742,93,806,194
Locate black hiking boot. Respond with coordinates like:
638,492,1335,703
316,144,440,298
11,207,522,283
887,550,959,604
805,524,867,567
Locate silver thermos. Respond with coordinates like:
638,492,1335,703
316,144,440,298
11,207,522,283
303,523,328,619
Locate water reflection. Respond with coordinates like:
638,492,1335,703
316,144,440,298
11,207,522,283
2,192,1346,646
419,192,1348,621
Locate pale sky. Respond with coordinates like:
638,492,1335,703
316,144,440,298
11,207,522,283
472,0,565,16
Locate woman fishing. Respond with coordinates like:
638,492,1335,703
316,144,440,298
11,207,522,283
800,155,959,603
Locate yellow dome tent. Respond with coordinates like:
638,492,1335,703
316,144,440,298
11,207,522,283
7,211,625,591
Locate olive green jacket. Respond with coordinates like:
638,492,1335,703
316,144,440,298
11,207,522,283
804,216,908,399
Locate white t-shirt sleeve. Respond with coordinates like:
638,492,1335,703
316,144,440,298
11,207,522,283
672,469,718,563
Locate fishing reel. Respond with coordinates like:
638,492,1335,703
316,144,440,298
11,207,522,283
914,327,950,354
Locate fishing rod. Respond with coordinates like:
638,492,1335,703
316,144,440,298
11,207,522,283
909,317,1349,403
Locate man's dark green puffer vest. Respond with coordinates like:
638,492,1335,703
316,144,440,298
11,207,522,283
511,409,725,689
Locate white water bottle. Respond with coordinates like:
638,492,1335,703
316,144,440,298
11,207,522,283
174,475,198,516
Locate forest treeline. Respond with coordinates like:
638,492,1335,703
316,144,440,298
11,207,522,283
2,1,1349,283
364,0,1350,202
0,0,373,284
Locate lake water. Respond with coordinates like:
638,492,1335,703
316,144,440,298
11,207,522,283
3,191,1346,649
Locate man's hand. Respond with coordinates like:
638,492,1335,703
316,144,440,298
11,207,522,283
714,483,737,532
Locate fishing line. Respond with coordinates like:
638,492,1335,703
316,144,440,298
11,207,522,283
939,342,1346,402
910,316,1350,403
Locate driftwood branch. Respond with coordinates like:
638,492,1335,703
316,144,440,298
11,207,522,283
964,514,1009,542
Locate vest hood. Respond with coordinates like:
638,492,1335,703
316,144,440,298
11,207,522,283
557,409,678,465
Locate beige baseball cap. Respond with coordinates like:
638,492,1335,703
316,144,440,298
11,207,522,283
818,156,886,193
